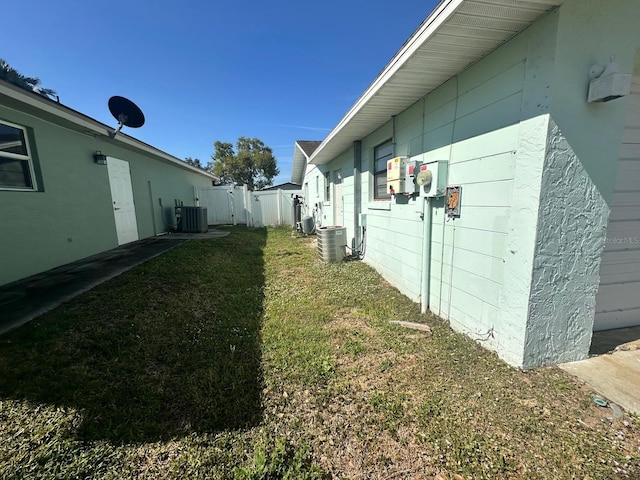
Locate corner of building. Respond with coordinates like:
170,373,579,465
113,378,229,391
522,117,609,368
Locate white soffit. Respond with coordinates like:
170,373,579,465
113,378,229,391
310,0,563,165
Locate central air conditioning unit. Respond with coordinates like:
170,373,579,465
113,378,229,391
179,206,208,233
317,226,346,263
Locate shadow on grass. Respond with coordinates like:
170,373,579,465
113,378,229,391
0,227,267,443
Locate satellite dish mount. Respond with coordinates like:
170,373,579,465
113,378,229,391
107,96,145,139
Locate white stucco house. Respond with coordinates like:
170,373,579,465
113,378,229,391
291,0,640,368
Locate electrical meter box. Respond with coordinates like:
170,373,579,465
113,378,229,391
416,160,447,197
386,156,408,196
404,160,420,195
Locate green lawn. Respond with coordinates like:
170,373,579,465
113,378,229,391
0,226,638,479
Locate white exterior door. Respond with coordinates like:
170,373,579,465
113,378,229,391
107,157,139,245
594,58,640,330
333,170,343,227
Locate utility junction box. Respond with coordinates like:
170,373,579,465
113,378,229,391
404,160,420,195
415,160,447,197
386,156,408,196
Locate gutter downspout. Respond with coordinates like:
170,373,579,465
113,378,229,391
353,140,362,247
148,180,158,236
420,196,432,314
392,116,397,155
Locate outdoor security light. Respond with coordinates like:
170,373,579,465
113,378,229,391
93,151,108,165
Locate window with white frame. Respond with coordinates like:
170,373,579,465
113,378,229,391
324,171,330,202
0,121,36,191
373,139,393,200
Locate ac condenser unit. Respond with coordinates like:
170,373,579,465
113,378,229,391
317,226,346,263
180,206,208,233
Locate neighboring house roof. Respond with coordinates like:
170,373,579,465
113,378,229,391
290,140,322,184
310,0,563,165
0,79,218,180
261,182,303,191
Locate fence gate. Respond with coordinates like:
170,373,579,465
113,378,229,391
196,186,247,225
250,189,302,227
196,186,302,227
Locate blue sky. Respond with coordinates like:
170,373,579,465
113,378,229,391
3,1,439,185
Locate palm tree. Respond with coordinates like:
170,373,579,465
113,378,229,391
0,58,56,99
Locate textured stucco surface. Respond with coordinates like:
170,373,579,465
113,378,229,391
523,119,609,367
496,115,550,366
551,0,640,203
298,0,630,368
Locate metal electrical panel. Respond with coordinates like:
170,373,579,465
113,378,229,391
404,160,420,195
416,160,447,197
386,156,408,196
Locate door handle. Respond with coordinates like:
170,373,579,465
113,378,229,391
114,207,121,211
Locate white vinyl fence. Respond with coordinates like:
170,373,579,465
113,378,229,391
195,186,302,228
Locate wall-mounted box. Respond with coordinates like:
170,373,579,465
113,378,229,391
404,160,419,195
588,73,632,103
387,179,404,196
445,185,462,218
387,156,409,196
415,160,447,197
386,156,408,182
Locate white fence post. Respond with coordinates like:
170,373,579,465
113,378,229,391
277,189,282,226
244,185,251,227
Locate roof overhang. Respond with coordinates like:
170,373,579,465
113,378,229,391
290,140,322,184
291,143,308,185
0,80,218,180
310,0,562,165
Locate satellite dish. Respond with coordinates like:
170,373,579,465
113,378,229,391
416,169,433,187
108,96,145,138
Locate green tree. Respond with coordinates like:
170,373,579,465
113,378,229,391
0,59,56,99
211,137,279,190
184,157,204,169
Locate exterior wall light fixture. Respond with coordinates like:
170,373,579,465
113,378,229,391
93,151,108,165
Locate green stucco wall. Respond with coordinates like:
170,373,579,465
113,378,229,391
551,0,640,203
313,7,563,367
0,104,213,287
306,1,637,367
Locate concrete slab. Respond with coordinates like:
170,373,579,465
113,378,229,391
0,229,230,335
560,346,640,414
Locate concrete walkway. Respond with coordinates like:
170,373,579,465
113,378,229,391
0,230,229,335
560,328,640,414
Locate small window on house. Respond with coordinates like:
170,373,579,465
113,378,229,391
315,176,319,196
324,171,330,202
374,139,393,200
0,121,36,191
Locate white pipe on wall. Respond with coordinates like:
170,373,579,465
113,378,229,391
420,196,433,314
